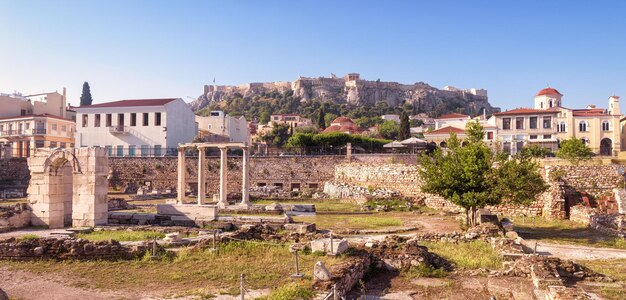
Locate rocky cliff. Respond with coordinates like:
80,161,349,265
189,74,499,115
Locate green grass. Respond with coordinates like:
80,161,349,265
510,216,626,250
18,234,40,241
258,282,314,300
253,199,362,212
421,241,502,270
76,230,166,241
402,264,447,278
578,259,626,300
293,213,403,231
0,241,343,295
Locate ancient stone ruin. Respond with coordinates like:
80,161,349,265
27,148,108,228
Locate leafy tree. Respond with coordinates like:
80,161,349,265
418,120,548,226
260,123,291,147
317,105,326,129
556,137,594,163
324,113,338,128
379,120,400,140
259,111,270,124
79,82,93,106
399,111,410,140
518,144,552,158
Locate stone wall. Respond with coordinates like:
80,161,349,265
0,237,146,260
569,205,626,238
0,204,31,230
0,158,29,197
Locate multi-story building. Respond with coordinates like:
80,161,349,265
269,114,312,128
494,87,621,155
0,114,75,158
195,111,248,143
75,98,197,156
0,89,75,157
424,114,497,147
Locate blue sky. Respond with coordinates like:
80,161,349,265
1,0,625,110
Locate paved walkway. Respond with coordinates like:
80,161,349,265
526,239,626,260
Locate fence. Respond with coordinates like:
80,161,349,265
105,146,178,157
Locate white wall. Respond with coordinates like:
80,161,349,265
164,99,197,148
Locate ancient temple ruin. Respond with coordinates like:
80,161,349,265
27,148,108,228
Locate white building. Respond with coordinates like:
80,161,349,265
195,111,249,143
434,113,471,129
0,89,69,119
75,98,197,156
381,114,400,123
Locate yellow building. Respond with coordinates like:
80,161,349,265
0,114,75,158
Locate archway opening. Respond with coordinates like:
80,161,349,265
600,138,612,156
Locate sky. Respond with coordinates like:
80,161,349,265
1,0,626,110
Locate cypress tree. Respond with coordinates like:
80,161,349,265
317,105,326,129
399,111,410,140
80,82,93,106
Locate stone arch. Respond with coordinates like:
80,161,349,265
28,148,108,228
600,138,612,156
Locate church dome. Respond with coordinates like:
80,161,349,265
536,87,562,96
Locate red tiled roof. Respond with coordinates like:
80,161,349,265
426,126,465,135
332,116,354,124
0,114,74,122
536,87,562,96
437,113,470,119
493,108,559,116
573,109,608,117
78,98,178,108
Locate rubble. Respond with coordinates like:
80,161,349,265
0,237,147,260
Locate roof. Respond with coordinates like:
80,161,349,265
331,116,354,124
572,108,608,117
536,87,562,96
0,113,74,122
78,98,178,108
426,126,466,135
437,113,470,119
493,108,559,116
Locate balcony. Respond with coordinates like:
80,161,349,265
0,130,27,137
109,125,130,134
32,128,47,135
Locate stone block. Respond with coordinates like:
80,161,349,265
310,238,349,255
156,204,217,221
284,223,316,234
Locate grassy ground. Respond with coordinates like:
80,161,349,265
0,198,28,205
0,241,343,297
293,213,404,231
253,199,363,212
578,259,626,300
76,230,166,241
420,241,502,270
510,216,626,249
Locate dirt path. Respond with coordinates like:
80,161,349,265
0,267,143,300
526,239,626,260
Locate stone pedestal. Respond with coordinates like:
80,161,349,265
239,147,251,207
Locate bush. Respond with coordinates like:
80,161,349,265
286,132,390,151
556,137,594,163
258,283,314,300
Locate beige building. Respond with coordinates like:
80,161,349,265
195,111,248,143
494,87,622,156
0,90,69,119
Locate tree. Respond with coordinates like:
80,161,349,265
556,137,594,163
317,105,326,129
379,120,400,140
260,123,291,148
518,144,552,159
398,111,410,140
418,120,548,226
80,82,93,106
259,111,270,124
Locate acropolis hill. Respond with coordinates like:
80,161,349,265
190,73,500,115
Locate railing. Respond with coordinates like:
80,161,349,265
109,125,130,134
105,147,177,157
32,128,46,135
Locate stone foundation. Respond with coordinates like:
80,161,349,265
0,237,146,260
0,204,31,230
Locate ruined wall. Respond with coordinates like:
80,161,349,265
0,204,31,230
0,158,29,197
551,165,622,198
0,237,146,260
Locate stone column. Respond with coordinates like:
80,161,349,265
177,147,186,204
72,147,109,227
240,147,251,207
197,147,206,205
218,146,228,208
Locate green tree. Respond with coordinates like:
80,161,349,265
80,82,93,106
556,137,594,163
379,120,400,140
398,111,410,140
518,144,552,158
259,111,270,124
260,123,291,148
317,105,326,129
418,120,548,226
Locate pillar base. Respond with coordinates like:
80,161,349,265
237,201,252,209
217,201,229,209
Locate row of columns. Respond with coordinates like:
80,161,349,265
177,145,250,208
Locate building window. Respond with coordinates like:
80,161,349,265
543,134,552,139
579,121,588,132
35,140,44,148
487,132,493,140
529,117,538,129
106,114,112,127
25,123,30,130
60,142,66,148
104,145,112,156
502,118,511,130
82,114,88,127
602,120,610,131
51,123,57,131
128,145,136,157
141,145,149,156
130,113,137,126
155,112,162,126
154,145,162,156
61,125,66,132
49,141,57,148
543,116,552,129
529,135,537,140
558,122,566,133
515,117,524,130
143,113,149,126
94,114,101,127
116,145,124,157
